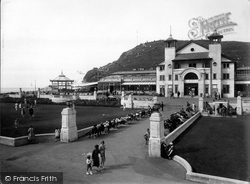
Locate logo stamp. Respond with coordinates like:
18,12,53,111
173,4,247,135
1,172,63,184
188,12,237,40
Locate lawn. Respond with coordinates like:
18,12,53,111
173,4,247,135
174,116,250,181
0,103,139,137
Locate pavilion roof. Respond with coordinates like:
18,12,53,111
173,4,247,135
50,71,74,82
173,52,211,61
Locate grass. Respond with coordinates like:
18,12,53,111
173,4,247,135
0,103,139,137
174,116,250,181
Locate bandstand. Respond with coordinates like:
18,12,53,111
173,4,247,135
50,72,74,94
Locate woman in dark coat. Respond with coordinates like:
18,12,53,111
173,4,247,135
92,145,101,172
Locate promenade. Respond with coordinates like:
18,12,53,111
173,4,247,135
0,98,200,184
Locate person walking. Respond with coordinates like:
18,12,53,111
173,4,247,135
86,154,93,175
161,102,164,111
217,91,220,100
15,103,18,111
99,141,108,169
21,107,25,117
192,103,196,112
177,91,180,98
92,145,101,172
19,103,22,109
14,118,19,128
28,125,35,143
29,106,34,118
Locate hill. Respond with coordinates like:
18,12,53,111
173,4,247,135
84,40,250,82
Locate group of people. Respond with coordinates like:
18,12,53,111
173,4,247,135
87,109,151,138
214,102,235,117
15,101,35,118
86,140,107,175
169,91,181,98
164,103,194,133
213,91,221,100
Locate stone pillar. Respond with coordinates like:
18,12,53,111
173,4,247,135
121,91,125,100
236,96,243,115
214,102,219,116
37,88,41,98
149,112,164,157
198,97,204,112
121,91,125,108
60,107,78,142
179,81,184,98
93,88,97,100
128,94,133,108
19,88,22,98
153,96,158,104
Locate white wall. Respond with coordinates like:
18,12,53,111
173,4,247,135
177,43,208,54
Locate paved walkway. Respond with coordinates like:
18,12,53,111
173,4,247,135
0,98,200,184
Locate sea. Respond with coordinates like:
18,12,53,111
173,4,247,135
0,88,36,93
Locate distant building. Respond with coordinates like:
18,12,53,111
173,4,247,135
98,70,156,95
96,32,249,97
50,71,74,93
156,31,236,98
235,67,250,97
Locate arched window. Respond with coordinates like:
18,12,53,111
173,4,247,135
184,72,198,80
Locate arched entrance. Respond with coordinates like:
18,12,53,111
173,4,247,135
184,72,198,96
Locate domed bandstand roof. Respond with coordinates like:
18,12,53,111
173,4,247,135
50,71,74,82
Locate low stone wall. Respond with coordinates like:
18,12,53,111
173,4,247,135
164,112,201,145
0,127,93,147
0,135,29,147
51,95,74,103
121,95,156,109
77,127,93,137
39,94,52,99
78,95,96,100
173,155,249,184
0,136,16,146
243,99,250,114
133,100,154,109
206,99,250,115
8,94,20,98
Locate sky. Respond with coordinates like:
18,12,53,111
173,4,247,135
1,0,250,90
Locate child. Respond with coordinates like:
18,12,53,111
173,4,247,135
144,128,150,145
54,128,60,142
86,155,93,175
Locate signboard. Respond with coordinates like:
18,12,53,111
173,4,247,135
188,12,237,40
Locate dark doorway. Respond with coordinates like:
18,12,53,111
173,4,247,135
184,83,198,96
110,85,114,94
